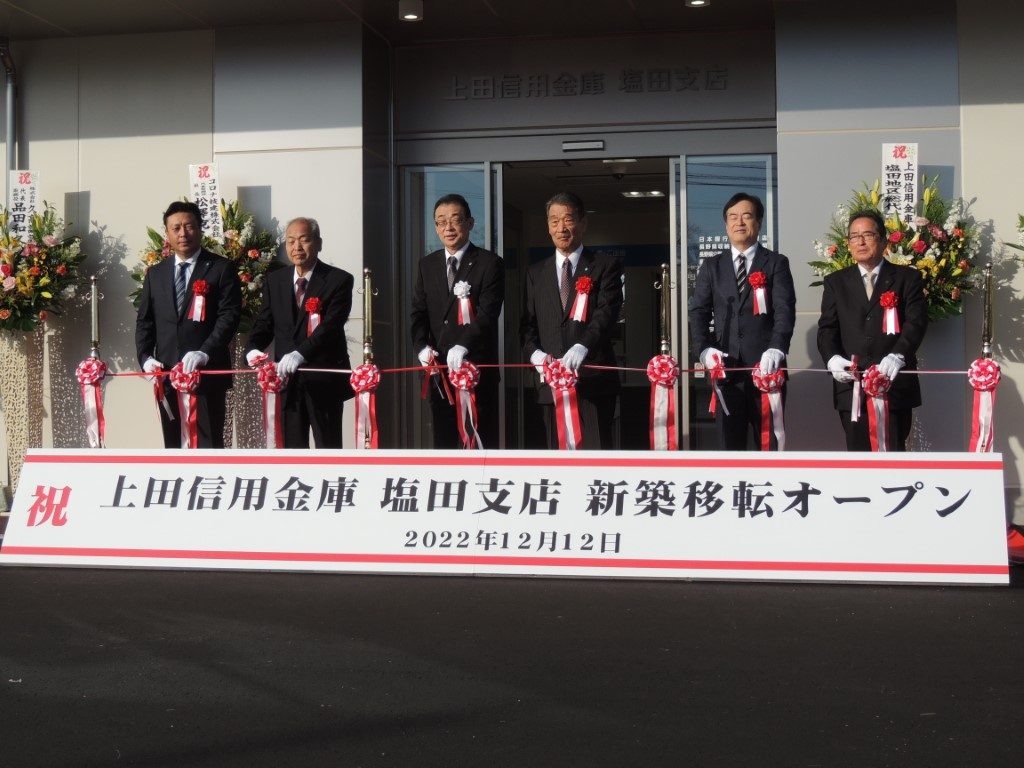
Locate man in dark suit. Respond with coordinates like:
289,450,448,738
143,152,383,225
136,200,242,448
245,217,354,448
411,193,505,448
817,209,928,451
689,193,796,450
521,191,623,449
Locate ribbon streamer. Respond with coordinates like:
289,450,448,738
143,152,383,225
76,358,108,448
188,279,208,322
168,363,201,449
861,364,891,452
570,276,592,322
350,363,381,449
453,281,474,325
256,360,286,449
449,361,483,449
751,364,786,451
646,355,679,450
968,358,1000,453
749,272,768,316
705,352,731,417
880,291,901,335
544,358,583,450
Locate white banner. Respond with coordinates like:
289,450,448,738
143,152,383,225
188,163,223,240
882,143,919,224
8,170,39,241
0,449,1009,585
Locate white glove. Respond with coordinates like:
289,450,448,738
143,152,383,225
699,347,727,369
180,350,209,373
418,346,437,367
530,349,550,379
827,355,855,383
447,345,468,372
246,349,267,367
560,343,588,373
759,348,785,374
276,350,305,378
142,357,163,383
878,353,905,381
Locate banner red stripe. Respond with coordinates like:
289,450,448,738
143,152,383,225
0,546,1007,575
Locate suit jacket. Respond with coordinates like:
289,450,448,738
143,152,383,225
246,260,355,401
817,259,928,411
135,248,242,392
410,243,505,368
521,248,623,403
689,245,796,371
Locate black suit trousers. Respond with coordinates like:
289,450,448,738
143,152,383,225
839,407,913,451
715,374,785,451
283,380,344,449
428,371,499,449
540,390,617,450
158,379,227,449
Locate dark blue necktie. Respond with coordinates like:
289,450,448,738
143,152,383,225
175,262,188,314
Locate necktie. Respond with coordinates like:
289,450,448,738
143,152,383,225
175,262,188,314
447,256,457,292
864,272,875,300
735,254,747,293
295,277,307,308
559,258,573,310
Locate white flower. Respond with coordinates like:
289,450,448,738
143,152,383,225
247,282,259,291
62,285,77,298
453,280,471,298
913,216,929,227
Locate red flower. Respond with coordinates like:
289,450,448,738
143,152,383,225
305,297,321,314
826,244,838,256
748,271,766,289
29,266,42,276
56,264,67,276
192,279,208,295
953,227,963,238
879,290,899,309
888,231,904,244
38,310,48,321
239,273,251,283
575,276,593,294
958,259,970,272
951,287,961,300
0,263,10,276
248,249,260,260
911,239,928,254
0,308,10,320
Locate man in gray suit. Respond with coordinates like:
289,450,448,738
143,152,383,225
521,192,623,449
689,193,796,450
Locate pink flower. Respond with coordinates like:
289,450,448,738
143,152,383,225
928,224,947,241
247,249,260,260
2,276,15,291
56,264,67,276
22,242,40,257
43,235,60,247
958,260,970,272
888,232,904,244
827,244,838,256
912,239,928,254
913,216,929,227
951,287,961,301
0,308,10,320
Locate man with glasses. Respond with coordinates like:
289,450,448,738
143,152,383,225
689,192,796,450
411,193,505,448
135,200,242,448
817,209,928,450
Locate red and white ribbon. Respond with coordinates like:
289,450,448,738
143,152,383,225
544,358,583,450
880,291,900,335
968,358,1000,453
188,279,208,322
751,364,786,451
350,363,381,449
705,352,730,417
646,354,679,450
749,271,768,315
861,364,891,452
453,281,474,325
169,363,201,449
256,360,286,449
448,361,483,449
76,358,108,448
570,276,593,322
305,297,321,336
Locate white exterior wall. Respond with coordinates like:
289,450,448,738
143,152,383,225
1,23,364,472
958,0,1024,523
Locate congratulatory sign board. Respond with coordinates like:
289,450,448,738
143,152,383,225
0,449,1009,586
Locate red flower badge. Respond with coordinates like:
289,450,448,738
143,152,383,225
748,271,766,289
879,291,898,309
575,276,593,294
192,279,208,296
305,297,321,314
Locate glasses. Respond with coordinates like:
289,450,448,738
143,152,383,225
848,232,881,243
434,216,469,228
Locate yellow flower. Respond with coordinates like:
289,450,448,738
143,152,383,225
870,179,881,207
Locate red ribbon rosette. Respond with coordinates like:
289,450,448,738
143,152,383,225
188,279,208,322
647,355,679,450
879,290,900,334
76,358,108,448
569,276,593,322
544,358,582,449
304,296,322,336
748,271,768,315
968,358,1000,452
350,363,381,449
860,364,891,452
304,297,321,314
448,361,483,449
169,362,201,448
751,364,786,451
256,361,285,448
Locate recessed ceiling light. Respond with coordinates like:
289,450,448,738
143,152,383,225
399,0,423,21
649,190,664,197
686,0,710,7
601,158,638,164
621,191,666,199
625,191,643,197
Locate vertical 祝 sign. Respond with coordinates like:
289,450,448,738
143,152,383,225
8,170,39,242
881,143,918,225
188,163,223,240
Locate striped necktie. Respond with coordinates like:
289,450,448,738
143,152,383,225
175,262,188,314
735,254,747,293
560,258,572,310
